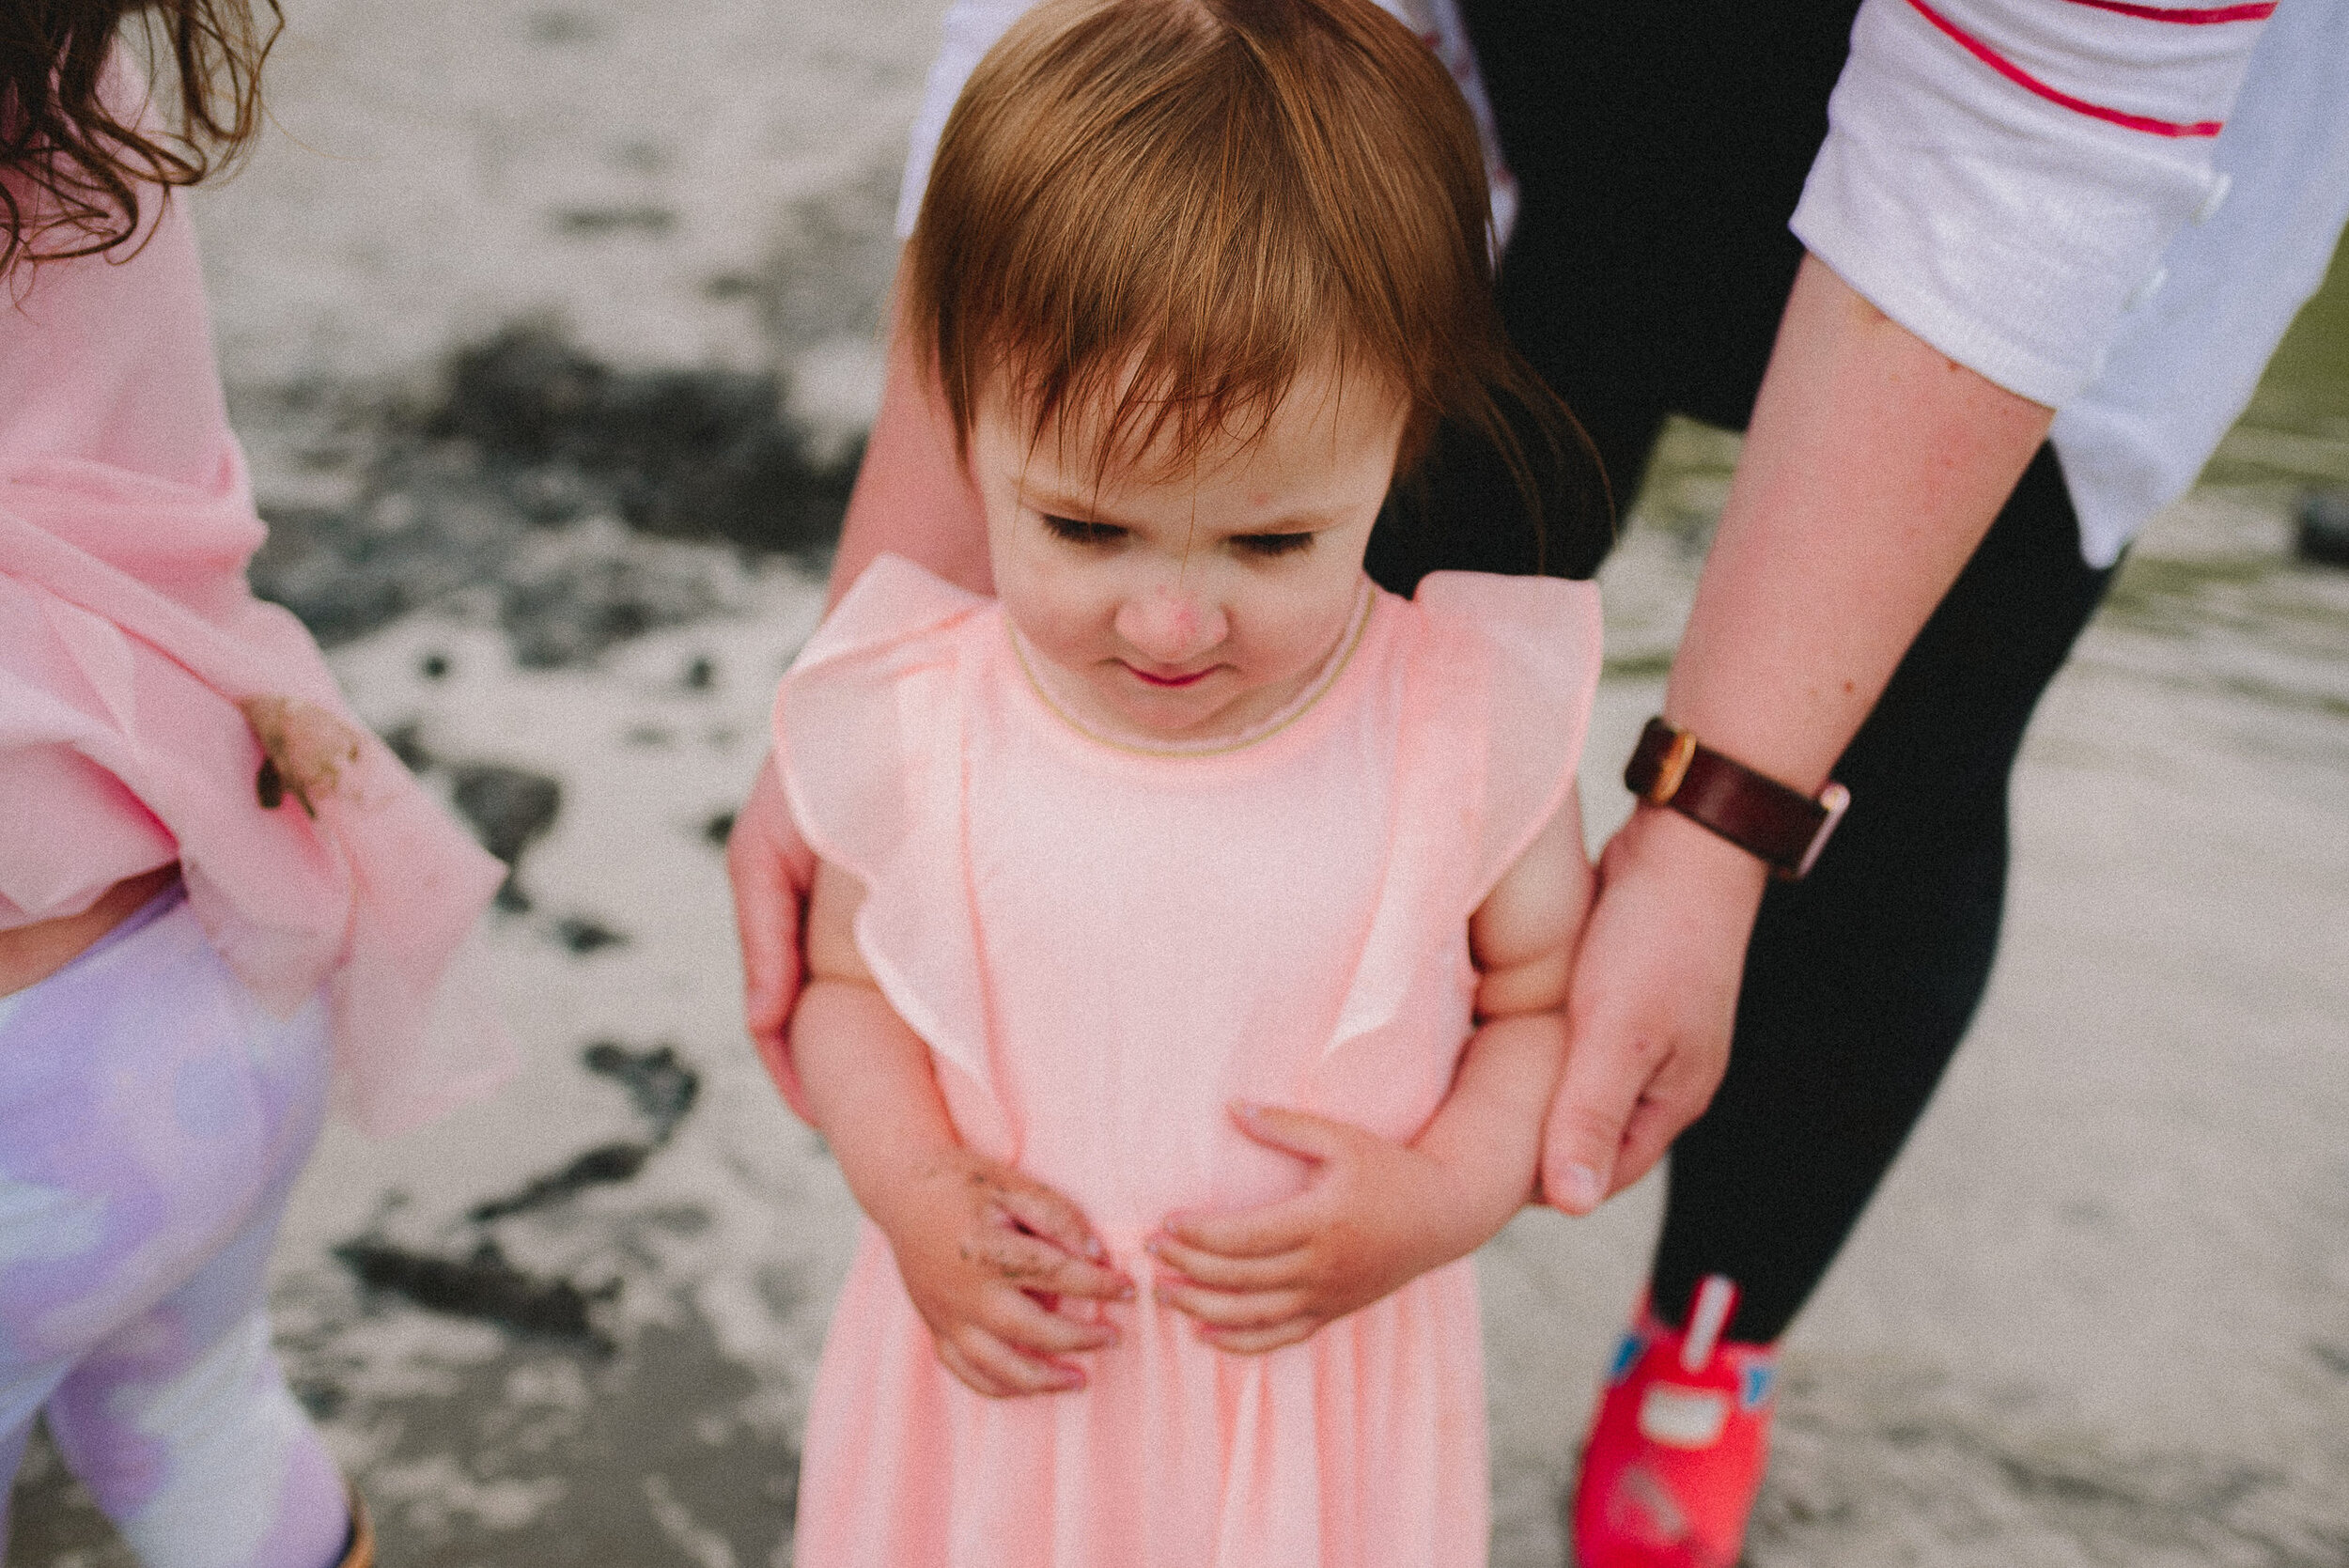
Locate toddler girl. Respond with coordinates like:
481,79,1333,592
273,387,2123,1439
773,2,1602,1562
0,7,506,1564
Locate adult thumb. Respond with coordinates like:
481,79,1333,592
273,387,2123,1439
1540,1029,1647,1215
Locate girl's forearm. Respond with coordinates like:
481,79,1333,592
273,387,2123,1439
790,976,964,1232
1413,1010,1570,1250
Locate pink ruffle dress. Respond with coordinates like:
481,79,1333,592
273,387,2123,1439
780,554,1601,1568
0,173,508,1135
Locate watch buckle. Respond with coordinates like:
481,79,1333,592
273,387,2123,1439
1644,727,1698,806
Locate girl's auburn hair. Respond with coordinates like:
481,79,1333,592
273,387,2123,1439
905,0,1595,551
1,0,282,272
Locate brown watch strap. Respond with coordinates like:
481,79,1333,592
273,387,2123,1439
1623,717,1851,880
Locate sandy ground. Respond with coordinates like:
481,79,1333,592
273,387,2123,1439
8,2,2347,1564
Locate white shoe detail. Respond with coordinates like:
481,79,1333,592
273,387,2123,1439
1680,1274,1737,1372
1637,1384,1731,1450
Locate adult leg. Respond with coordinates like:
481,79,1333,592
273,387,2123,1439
1650,446,2119,1341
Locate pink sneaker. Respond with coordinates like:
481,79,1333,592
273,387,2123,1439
1570,1276,1777,1568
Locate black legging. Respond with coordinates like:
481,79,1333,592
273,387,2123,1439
1363,2,2122,1344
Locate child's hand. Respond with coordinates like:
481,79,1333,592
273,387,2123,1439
1146,1102,1470,1356
881,1150,1136,1399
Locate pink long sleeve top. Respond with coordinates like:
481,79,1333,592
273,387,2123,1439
0,177,509,1136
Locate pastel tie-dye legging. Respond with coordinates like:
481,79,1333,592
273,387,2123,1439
0,883,350,1568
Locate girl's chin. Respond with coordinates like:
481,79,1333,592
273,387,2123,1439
1080,675,1269,741
1097,690,1232,737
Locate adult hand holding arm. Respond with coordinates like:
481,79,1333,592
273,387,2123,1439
1541,251,2054,1213
730,285,991,1102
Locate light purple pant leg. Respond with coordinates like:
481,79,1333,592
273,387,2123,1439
0,885,349,1568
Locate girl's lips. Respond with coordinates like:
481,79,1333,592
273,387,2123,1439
1123,662,1214,689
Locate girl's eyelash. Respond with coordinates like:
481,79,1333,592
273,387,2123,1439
1235,532,1314,558
1041,514,1124,546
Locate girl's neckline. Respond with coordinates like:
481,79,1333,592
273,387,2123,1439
1006,576,1376,759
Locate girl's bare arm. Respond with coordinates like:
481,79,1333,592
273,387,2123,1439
794,861,1131,1396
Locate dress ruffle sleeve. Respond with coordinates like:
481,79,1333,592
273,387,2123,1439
1414,571,1602,910
1320,571,1601,1063
774,554,1011,1151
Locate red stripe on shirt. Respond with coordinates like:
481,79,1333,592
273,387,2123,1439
1906,0,2227,136
2059,0,2274,23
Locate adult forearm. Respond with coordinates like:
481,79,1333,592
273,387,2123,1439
824,282,992,610
1544,253,2059,1208
1664,252,2054,794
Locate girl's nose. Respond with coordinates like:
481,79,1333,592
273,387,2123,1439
1114,582,1228,668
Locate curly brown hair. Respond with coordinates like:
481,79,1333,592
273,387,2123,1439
1,0,282,272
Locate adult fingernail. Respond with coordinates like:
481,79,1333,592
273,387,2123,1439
1559,1163,1602,1212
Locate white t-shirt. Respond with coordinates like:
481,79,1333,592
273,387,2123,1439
898,0,2348,567
1794,0,2349,566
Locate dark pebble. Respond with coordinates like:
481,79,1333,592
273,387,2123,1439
448,764,562,865
448,764,563,908
554,916,628,955
332,1237,617,1347
2296,489,2349,567
381,720,433,773
583,1041,700,1143
466,1142,653,1223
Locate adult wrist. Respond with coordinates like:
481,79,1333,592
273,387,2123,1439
1610,797,1771,908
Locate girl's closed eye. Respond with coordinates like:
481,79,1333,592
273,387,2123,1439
1232,531,1315,560
1041,513,1127,548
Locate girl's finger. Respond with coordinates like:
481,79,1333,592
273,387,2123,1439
952,1325,1086,1396
983,1287,1121,1357
1146,1231,1315,1292
1226,1100,1355,1166
1197,1318,1321,1356
1152,1277,1309,1330
1159,1188,1328,1260
933,1336,1016,1400
988,1177,1107,1263
966,1229,1133,1301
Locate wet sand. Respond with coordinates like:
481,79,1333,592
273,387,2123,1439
8,3,2346,1563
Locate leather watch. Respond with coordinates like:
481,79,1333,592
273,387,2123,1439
1623,717,1851,880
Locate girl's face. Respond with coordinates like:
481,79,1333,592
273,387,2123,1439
972,362,1405,744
